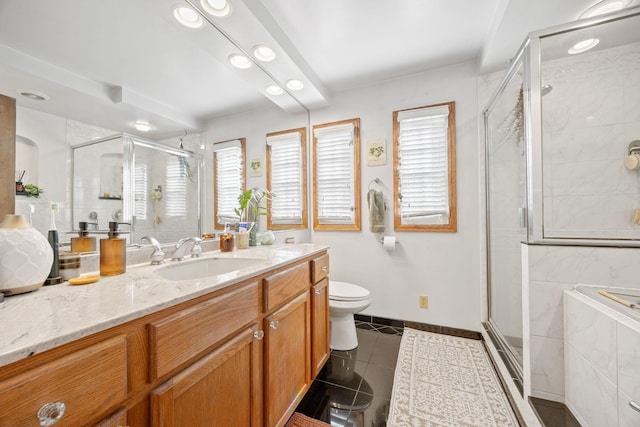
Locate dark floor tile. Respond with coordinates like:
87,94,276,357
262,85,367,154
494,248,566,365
354,314,371,322
321,357,367,392
374,325,403,335
368,336,401,369
298,380,359,423
355,322,376,331
359,364,396,402
530,397,581,427
296,380,333,422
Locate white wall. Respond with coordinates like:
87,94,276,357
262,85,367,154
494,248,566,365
310,61,483,332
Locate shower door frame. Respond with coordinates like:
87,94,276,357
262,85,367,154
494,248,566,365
482,41,531,392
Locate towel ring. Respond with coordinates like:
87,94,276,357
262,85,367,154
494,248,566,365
368,178,383,190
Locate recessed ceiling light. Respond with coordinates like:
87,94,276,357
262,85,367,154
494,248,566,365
17,90,49,101
173,5,203,28
580,0,631,18
568,38,600,54
253,45,275,62
228,54,251,69
132,121,151,132
266,85,284,96
200,0,231,17
286,79,304,91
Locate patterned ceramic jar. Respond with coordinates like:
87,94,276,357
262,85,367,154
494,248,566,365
0,214,53,295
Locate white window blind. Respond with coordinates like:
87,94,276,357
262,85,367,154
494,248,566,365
165,156,188,217
314,123,355,224
268,132,303,224
214,140,243,224
397,105,450,225
134,164,147,221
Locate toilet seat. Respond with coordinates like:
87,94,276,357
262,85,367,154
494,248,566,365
330,281,370,302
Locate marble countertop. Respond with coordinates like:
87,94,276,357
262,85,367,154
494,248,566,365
0,243,328,368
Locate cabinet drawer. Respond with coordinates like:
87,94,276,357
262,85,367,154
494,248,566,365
263,262,310,312
149,282,259,380
0,335,127,426
311,254,329,283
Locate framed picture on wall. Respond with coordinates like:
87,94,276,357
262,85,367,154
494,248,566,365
367,139,386,166
250,156,263,177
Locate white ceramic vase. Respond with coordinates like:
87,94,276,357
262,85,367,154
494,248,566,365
0,214,53,295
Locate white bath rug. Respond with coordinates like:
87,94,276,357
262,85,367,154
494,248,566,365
388,328,518,427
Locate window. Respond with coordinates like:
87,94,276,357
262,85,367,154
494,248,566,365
267,127,308,229
393,102,456,232
312,118,360,230
165,155,189,218
214,139,245,229
134,164,147,221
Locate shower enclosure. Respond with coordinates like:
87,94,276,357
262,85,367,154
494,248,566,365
483,7,640,393
484,51,528,390
72,133,203,244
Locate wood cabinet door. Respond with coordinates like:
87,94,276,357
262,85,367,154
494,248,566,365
94,407,127,427
263,292,311,427
311,278,330,378
151,326,260,427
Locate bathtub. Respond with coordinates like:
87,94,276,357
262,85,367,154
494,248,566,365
574,284,640,323
564,285,640,426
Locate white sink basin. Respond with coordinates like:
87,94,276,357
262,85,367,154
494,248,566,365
155,257,269,281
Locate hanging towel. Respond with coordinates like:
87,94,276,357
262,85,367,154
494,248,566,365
368,189,385,233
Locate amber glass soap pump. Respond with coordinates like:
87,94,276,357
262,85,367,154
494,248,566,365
100,221,126,276
71,221,97,253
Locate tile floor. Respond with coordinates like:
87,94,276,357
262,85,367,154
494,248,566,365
295,320,580,427
295,322,402,427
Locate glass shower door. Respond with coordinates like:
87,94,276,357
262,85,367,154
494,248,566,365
484,60,527,388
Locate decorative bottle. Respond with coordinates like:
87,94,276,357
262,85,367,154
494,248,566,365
100,222,126,276
71,221,97,253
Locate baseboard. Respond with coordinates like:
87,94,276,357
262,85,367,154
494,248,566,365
354,314,482,341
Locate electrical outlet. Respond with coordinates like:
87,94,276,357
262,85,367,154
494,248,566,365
419,295,428,308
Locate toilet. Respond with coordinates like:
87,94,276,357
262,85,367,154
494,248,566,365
329,281,372,350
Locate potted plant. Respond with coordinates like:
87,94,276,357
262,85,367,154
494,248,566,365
234,187,272,246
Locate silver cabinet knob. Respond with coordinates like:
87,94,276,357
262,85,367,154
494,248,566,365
253,330,264,340
269,320,279,329
38,402,66,426
321,266,328,271
314,289,321,295
630,400,640,413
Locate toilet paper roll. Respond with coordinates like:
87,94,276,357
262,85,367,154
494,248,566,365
383,236,396,251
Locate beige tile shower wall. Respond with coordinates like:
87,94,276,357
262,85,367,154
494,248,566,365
542,42,640,239
526,243,640,402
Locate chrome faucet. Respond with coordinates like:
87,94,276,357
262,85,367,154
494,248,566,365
171,237,203,261
140,236,165,265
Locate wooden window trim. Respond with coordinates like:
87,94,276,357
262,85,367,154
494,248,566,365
213,138,246,230
393,102,457,232
312,118,361,231
266,127,308,230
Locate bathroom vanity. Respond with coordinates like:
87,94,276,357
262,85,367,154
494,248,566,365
0,244,329,427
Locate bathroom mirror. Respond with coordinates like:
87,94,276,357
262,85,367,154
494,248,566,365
538,12,640,241
4,0,310,243
72,134,202,244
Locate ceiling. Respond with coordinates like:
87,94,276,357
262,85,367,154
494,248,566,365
0,0,636,139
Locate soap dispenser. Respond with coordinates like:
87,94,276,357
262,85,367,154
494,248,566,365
100,222,126,276
71,221,97,253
